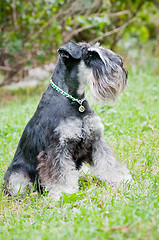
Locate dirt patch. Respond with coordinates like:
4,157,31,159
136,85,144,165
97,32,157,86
0,90,17,106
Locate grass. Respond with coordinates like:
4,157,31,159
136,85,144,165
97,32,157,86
0,55,159,240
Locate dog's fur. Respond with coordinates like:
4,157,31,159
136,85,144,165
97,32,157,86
3,41,131,200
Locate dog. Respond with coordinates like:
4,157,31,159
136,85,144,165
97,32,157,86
3,41,132,200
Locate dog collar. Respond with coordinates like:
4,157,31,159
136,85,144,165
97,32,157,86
49,79,85,112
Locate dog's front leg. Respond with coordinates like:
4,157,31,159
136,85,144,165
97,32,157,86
37,150,79,201
90,139,132,185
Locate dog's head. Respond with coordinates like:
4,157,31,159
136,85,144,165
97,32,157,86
58,41,127,102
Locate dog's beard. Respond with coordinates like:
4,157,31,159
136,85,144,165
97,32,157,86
87,47,127,103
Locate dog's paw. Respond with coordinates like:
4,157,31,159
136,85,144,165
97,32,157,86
48,185,79,201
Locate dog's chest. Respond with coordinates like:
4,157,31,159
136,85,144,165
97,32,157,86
55,115,104,145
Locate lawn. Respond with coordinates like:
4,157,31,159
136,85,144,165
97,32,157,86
0,56,159,240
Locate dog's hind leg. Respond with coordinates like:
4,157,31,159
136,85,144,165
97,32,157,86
3,170,31,196
37,151,79,201
90,139,132,185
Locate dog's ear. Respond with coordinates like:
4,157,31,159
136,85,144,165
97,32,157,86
58,41,82,59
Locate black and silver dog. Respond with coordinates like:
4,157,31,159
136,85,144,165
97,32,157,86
4,41,131,200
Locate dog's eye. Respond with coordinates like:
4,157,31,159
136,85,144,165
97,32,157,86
88,51,98,60
89,53,94,59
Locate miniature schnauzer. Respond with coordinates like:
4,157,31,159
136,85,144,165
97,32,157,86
4,41,131,200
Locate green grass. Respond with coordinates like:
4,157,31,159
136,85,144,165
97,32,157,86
0,57,159,240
